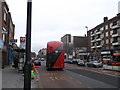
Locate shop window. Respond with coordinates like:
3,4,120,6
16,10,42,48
113,56,120,61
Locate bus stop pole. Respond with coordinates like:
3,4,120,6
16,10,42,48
24,0,32,89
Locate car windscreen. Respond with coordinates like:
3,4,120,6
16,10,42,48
34,59,39,62
80,61,84,63
93,61,98,63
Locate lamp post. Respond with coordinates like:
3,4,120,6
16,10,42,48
85,26,88,62
24,0,32,89
85,26,88,30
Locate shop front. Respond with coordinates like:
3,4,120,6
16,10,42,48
79,52,88,62
101,51,112,64
93,51,101,61
112,50,120,65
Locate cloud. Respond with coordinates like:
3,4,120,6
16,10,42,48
6,0,119,53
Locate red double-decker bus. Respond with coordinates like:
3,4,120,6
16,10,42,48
46,41,64,70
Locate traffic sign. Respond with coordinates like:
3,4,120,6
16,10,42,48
20,37,26,42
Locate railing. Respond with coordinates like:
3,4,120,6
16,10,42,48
112,40,120,43
112,40,118,43
113,46,120,49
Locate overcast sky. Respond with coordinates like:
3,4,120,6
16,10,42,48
5,0,120,53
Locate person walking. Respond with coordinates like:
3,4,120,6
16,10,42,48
31,61,35,79
13,54,19,69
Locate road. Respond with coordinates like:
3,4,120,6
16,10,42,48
36,61,120,89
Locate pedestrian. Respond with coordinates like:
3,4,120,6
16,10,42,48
13,54,19,69
31,62,35,79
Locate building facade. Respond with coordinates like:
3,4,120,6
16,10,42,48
0,1,9,68
87,14,120,64
0,1,15,68
38,48,46,59
61,34,87,59
61,34,72,58
8,12,15,65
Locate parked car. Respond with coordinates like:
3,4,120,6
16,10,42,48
87,61,103,68
40,58,45,61
34,59,41,66
64,59,73,64
77,60,85,66
73,59,81,64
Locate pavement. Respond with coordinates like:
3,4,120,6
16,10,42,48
0,64,119,89
103,64,120,72
0,69,2,90
1,65,39,89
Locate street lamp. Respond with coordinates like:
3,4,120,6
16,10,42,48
85,26,88,62
24,0,32,89
85,26,88,31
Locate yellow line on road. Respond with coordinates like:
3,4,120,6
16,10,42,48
35,68,44,88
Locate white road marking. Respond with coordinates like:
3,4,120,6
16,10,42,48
50,77,54,80
55,77,59,80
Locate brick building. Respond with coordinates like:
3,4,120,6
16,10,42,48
0,1,9,68
8,12,15,65
87,14,120,63
0,1,15,68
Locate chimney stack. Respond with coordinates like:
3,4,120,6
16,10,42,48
103,17,108,22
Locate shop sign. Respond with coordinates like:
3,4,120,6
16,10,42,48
93,51,101,54
9,39,17,43
101,51,110,54
113,51,120,56
103,58,111,60
20,37,26,42
79,53,87,55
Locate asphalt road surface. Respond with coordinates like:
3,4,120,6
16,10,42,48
36,61,119,89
